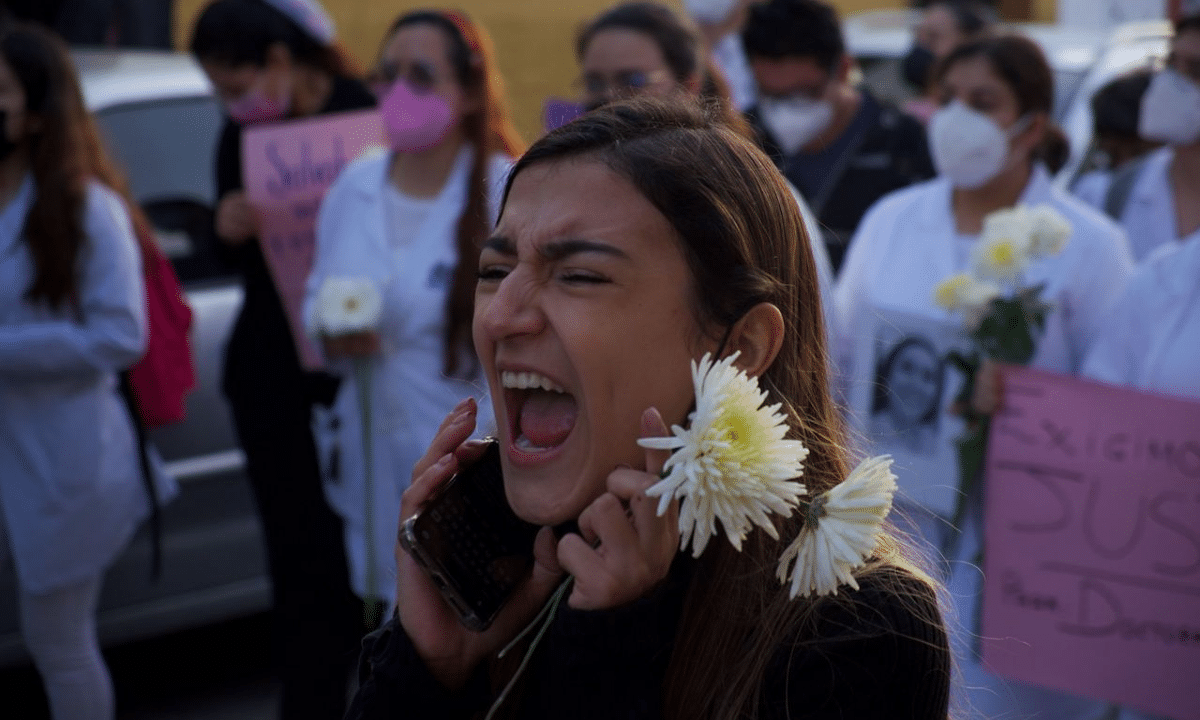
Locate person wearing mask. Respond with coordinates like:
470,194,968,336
345,94,951,720
1071,68,1161,211
304,8,521,616
189,0,374,717
577,2,835,333
742,0,935,273
1086,15,1200,260
0,22,177,720
901,0,998,124
834,34,1134,720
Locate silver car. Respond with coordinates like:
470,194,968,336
0,49,266,667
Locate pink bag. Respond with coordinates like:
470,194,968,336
127,241,196,426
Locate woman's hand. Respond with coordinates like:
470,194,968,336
949,359,1003,426
556,407,680,610
394,399,564,690
322,331,380,359
215,191,259,245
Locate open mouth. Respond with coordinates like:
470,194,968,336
501,370,578,454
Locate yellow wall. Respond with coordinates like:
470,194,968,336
172,0,915,141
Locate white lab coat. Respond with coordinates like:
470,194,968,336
835,165,1135,720
0,178,176,595
1083,234,1200,400
305,146,504,604
1082,148,1198,261
835,164,1134,435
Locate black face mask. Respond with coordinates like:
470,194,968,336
902,44,936,90
0,111,16,162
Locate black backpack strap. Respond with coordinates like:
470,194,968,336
117,371,163,581
1102,156,1149,221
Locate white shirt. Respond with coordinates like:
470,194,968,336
834,165,1135,511
1082,234,1200,399
305,146,506,603
1081,148,1198,261
0,178,176,593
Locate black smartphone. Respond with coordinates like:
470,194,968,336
399,439,541,632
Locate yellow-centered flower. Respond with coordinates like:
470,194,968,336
638,352,809,558
777,455,898,598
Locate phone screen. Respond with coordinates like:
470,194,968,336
399,440,541,631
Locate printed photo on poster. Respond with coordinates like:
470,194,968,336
868,334,945,456
848,307,970,518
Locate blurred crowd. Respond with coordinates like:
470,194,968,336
0,0,1197,718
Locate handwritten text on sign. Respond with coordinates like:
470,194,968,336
982,366,1200,720
242,109,385,370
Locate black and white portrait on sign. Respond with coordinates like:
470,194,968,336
869,335,945,456
848,308,970,518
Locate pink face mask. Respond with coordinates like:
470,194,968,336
225,78,290,125
381,79,454,153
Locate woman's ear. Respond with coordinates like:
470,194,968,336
1016,111,1048,155
724,302,785,378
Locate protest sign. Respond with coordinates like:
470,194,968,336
846,306,971,517
982,365,1200,720
242,109,385,369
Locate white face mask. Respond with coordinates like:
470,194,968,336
929,101,1029,189
758,95,835,155
683,0,741,24
1138,68,1200,146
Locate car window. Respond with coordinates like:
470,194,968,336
94,96,230,285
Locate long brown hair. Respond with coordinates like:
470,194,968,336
936,34,1071,173
382,10,524,377
501,96,944,718
3,22,155,311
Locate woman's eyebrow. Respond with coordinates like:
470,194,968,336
539,238,630,262
482,235,517,256
482,235,630,261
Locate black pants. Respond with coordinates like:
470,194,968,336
230,394,363,720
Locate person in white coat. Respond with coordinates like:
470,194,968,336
304,9,521,613
1080,16,1200,260
1083,234,1200,400
834,34,1134,720
0,23,176,720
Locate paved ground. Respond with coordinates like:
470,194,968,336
1,612,281,720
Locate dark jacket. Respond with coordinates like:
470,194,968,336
214,75,376,419
346,561,950,720
747,90,935,273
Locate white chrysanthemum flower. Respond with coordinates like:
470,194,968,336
638,352,809,558
934,272,1002,331
973,206,1033,285
1026,204,1071,258
313,276,383,336
776,455,897,598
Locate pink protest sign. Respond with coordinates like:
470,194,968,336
982,365,1200,720
242,109,385,369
